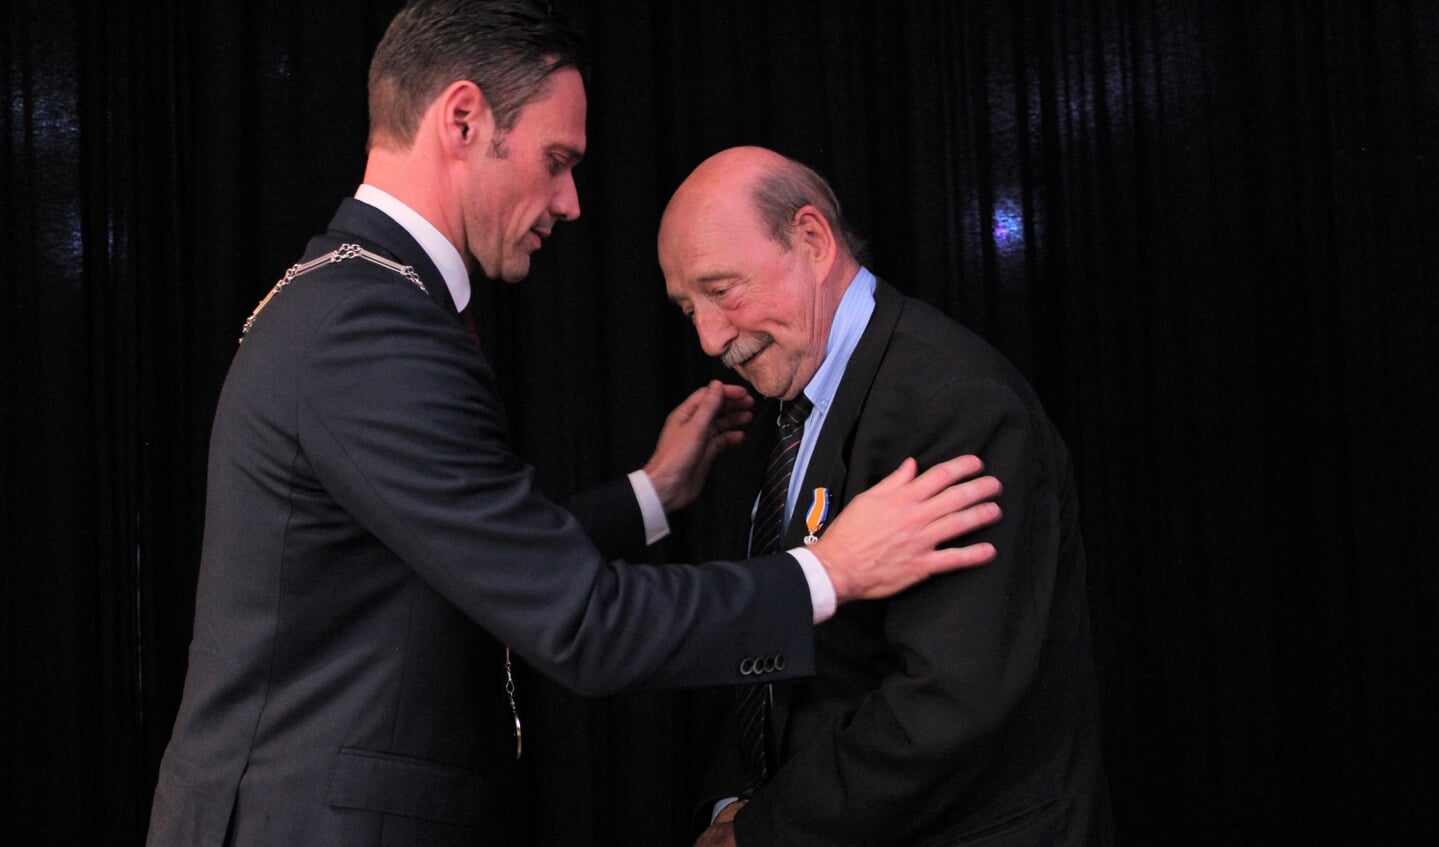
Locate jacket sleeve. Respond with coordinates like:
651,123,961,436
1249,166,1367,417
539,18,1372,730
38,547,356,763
564,477,648,563
293,280,816,696
736,369,1066,845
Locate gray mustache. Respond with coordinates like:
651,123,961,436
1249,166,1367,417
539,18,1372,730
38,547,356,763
721,334,774,369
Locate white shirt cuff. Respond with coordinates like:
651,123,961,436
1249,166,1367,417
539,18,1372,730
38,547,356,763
628,470,671,545
711,797,740,824
788,547,837,623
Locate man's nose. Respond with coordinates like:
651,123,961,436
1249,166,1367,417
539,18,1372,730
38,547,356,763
552,172,580,221
693,306,737,359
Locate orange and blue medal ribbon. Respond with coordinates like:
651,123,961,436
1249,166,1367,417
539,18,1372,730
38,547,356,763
803,487,831,545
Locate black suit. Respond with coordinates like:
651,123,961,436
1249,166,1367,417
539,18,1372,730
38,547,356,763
731,280,1111,845
147,200,816,846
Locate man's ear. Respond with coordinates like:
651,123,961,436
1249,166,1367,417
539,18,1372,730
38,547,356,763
793,205,838,276
436,79,494,158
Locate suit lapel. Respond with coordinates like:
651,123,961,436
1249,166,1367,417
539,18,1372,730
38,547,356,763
772,280,906,751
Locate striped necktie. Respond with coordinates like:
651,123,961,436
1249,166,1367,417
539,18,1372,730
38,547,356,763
737,393,814,786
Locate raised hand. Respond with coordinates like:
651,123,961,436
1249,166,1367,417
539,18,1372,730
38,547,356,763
643,380,755,512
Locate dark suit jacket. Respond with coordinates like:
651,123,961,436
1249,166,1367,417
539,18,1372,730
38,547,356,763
147,200,816,846
731,281,1111,846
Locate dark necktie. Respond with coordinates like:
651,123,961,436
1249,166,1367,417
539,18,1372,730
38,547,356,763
749,394,814,558
737,394,814,786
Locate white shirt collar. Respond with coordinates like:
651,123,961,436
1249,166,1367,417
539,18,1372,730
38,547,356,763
353,184,472,311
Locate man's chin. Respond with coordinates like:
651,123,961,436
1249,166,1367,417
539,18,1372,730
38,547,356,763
497,259,532,283
736,368,787,401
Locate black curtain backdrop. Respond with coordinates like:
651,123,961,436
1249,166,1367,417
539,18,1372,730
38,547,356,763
5,1,1437,844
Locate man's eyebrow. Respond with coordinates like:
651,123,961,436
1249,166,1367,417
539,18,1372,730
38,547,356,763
667,270,740,304
694,271,739,284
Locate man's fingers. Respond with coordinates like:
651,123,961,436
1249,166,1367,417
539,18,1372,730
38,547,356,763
712,387,755,430
695,381,752,424
895,473,1002,537
939,473,1004,514
918,541,998,576
669,381,717,425
868,454,985,501
713,406,754,431
717,382,754,405
866,456,920,495
905,479,1002,550
955,498,1004,534
907,454,987,498
714,430,746,451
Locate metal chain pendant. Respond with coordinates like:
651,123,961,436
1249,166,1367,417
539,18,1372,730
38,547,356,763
239,243,428,342
505,647,523,759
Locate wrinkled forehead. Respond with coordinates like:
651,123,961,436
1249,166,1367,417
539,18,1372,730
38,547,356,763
661,206,742,276
662,186,762,254
662,211,787,305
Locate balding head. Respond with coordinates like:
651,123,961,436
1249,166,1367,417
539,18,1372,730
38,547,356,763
657,147,864,400
662,146,866,264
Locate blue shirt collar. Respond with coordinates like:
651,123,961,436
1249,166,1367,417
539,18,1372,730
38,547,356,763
800,266,877,413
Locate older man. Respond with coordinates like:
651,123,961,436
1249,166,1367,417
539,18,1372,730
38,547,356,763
661,146,1111,846
145,4,1004,846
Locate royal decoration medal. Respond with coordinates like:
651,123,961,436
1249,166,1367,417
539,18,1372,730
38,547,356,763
803,487,831,545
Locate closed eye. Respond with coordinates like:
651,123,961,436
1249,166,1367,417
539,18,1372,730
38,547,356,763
546,145,583,176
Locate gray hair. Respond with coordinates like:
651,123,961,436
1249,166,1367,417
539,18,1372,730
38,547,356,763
749,156,869,265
